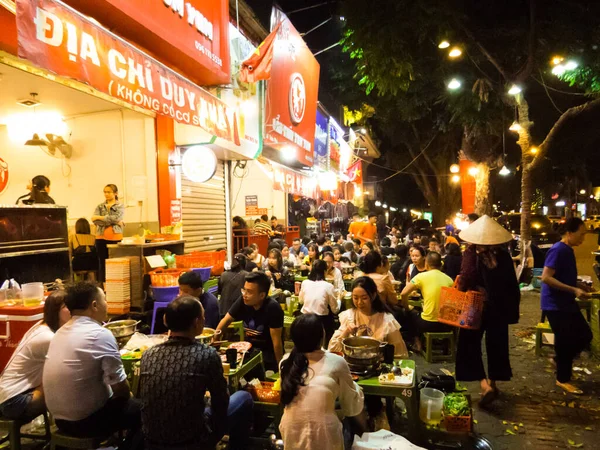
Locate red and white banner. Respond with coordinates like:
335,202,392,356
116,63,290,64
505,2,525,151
272,165,318,199
16,0,239,144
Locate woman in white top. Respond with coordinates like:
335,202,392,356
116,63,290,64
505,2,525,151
280,314,364,450
300,260,339,344
358,252,398,308
322,251,345,296
329,276,408,358
0,291,70,420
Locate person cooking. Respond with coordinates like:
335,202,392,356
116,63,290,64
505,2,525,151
92,184,125,283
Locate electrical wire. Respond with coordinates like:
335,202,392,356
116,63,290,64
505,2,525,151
383,134,438,181
538,69,564,114
531,75,588,96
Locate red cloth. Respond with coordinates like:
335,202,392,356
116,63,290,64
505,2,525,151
239,23,281,83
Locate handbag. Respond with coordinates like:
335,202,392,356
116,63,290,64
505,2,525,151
438,277,485,330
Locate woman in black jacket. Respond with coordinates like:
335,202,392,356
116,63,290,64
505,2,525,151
455,216,520,407
218,254,248,317
443,243,462,281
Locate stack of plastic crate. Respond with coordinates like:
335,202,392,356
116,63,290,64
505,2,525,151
105,258,131,314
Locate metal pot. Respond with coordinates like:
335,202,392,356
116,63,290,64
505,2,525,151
196,327,222,345
104,320,139,338
342,336,386,360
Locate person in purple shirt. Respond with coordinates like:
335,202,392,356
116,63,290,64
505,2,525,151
178,272,220,329
541,217,593,395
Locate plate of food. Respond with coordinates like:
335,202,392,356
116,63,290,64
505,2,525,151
227,341,253,353
378,367,414,386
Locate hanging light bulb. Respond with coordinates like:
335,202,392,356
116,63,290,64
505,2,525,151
530,147,538,155
551,56,564,66
448,47,462,58
438,41,450,49
451,175,461,183
499,165,510,176
508,85,522,95
552,65,566,76
509,122,522,132
468,166,480,176
564,60,578,71
449,164,460,173
447,78,461,90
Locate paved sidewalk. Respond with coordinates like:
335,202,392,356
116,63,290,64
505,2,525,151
413,290,600,450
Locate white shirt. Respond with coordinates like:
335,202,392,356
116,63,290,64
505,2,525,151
43,316,127,421
300,280,339,316
280,350,364,450
326,268,345,295
0,322,53,404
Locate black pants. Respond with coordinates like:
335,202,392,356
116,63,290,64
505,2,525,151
456,315,512,382
56,396,142,442
96,239,121,282
317,313,336,347
545,310,592,383
414,313,453,335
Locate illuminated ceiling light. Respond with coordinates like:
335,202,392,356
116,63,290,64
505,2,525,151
551,56,564,65
468,166,480,176
447,78,461,90
499,165,511,176
555,200,566,207
530,146,538,155
438,41,450,49
281,145,296,162
451,174,461,183
448,47,462,58
552,65,566,76
375,200,382,207
507,84,522,95
449,164,460,174
564,60,578,71
580,189,586,195
509,122,522,132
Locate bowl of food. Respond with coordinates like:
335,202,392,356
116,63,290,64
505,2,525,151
342,336,386,360
104,320,139,338
196,327,222,345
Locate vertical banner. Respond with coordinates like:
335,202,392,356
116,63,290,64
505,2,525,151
314,109,329,171
328,118,344,173
459,159,476,214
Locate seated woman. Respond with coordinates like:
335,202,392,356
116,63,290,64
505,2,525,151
241,246,259,272
279,314,364,450
406,245,427,283
342,242,358,265
71,218,98,278
265,248,294,292
281,245,296,268
329,277,408,358
322,251,345,296
358,252,398,307
300,243,320,273
218,253,248,318
300,260,339,344
332,246,343,269
358,242,375,263
0,291,70,420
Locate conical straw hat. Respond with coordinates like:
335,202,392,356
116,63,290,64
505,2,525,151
458,215,514,245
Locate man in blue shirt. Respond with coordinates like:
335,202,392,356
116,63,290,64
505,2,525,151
541,217,592,395
178,272,220,329
289,238,308,259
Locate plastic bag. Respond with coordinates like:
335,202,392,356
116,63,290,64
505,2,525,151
352,430,427,450
0,279,21,305
122,332,167,351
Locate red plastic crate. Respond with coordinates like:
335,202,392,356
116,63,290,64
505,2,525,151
176,251,226,276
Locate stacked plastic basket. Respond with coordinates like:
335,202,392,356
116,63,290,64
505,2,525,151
105,258,131,314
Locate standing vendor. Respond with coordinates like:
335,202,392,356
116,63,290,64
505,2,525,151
216,272,284,371
92,184,124,283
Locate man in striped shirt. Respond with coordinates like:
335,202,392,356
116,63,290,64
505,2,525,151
253,215,273,236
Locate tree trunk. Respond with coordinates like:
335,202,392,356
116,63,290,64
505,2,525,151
516,98,534,245
474,163,491,216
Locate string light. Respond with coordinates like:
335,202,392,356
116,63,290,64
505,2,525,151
499,165,511,176
438,41,450,49
468,166,479,176
449,164,460,173
508,85,522,95
509,122,522,132
451,175,461,183
564,60,578,70
447,78,461,90
530,147,538,154
551,56,564,65
552,65,566,76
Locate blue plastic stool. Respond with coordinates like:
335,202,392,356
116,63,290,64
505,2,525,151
150,301,170,334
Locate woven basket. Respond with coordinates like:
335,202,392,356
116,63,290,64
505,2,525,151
438,279,484,330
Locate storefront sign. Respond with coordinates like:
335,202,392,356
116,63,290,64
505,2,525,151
272,165,318,199
328,118,343,173
0,157,8,196
314,109,329,171
170,199,182,223
16,0,239,144
61,0,230,86
244,195,266,216
264,7,320,167
181,146,217,183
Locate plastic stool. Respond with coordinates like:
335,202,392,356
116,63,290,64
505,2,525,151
150,301,170,334
535,322,553,356
0,412,51,450
50,428,110,450
423,331,455,363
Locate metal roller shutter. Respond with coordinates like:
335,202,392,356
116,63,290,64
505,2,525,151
181,160,227,252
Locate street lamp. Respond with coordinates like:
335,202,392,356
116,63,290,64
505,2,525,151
438,41,450,49
447,78,461,90
565,61,578,70
499,165,511,176
508,84,522,95
448,47,462,58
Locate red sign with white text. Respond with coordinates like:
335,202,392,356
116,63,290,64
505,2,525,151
16,0,239,144
0,157,9,196
264,8,320,168
61,0,230,86
272,165,318,199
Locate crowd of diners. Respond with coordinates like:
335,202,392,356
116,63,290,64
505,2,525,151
0,211,593,449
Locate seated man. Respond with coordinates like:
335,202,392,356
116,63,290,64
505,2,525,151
178,271,220,329
43,282,141,439
216,272,284,371
400,252,454,351
140,296,253,450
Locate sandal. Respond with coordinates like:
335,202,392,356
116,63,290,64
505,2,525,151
479,389,496,407
556,381,583,395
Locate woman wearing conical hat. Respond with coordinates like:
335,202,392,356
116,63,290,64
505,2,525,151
455,215,521,407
